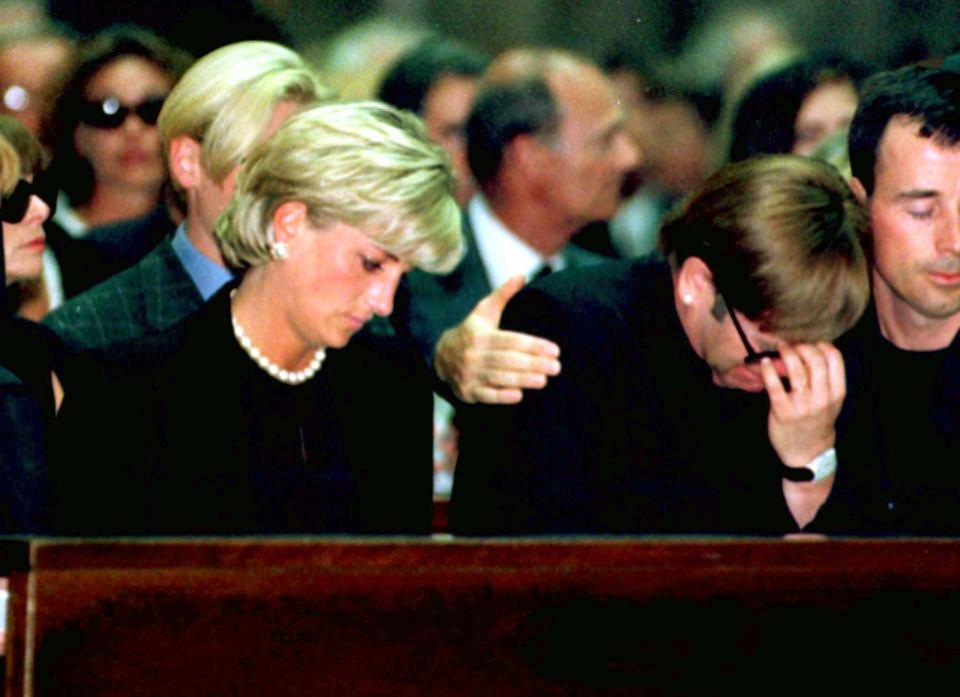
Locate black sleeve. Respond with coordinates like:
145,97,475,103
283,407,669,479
0,381,50,533
450,284,610,535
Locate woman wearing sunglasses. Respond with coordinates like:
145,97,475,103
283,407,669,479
0,116,63,531
43,25,191,301
0,115,59,409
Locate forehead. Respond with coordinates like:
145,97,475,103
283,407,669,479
874,115,960,192
796,80,857,124
0,38,70,79
84,55,171,99
423,74,476,123
548,65,620,135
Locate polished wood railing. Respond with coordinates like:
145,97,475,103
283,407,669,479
4,536,960,695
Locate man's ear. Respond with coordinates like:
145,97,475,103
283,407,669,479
271,201,308,244
849,177,868,205
508,133,548,179
675,256,716,309
168,135,203,190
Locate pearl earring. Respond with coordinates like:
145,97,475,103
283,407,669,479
682,293,694,305
270,241,289,260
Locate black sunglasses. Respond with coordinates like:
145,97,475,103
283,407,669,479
78,95,165,130
722,295,781,365
0,170,58,224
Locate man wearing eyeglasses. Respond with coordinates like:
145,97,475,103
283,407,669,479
806,65,960,535
450,155,870,535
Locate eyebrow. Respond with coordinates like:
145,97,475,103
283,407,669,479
591,112,625,143
895,189,939,200
368,246,400,263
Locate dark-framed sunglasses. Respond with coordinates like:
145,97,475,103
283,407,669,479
78,95,165,130
722,295,781,365
0,170,58,224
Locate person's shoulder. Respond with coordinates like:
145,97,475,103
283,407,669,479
527,254,668,309
0,364,20,386
85,207,174,269
85,207,172,249
563,242,608,268
44,238,183,349
501,255,672,352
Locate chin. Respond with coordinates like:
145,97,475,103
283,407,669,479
323,332,352,350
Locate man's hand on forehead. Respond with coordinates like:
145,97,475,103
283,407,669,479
761,341,846,469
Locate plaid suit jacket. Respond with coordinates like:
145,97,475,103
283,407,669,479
44,236,203,359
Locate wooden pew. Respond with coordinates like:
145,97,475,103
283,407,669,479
4,537,960,695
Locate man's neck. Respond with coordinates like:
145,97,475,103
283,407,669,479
484,189,573,257
183,215,226,268
77,184,158,228
873,276,960,351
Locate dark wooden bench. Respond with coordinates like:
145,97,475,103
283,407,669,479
5,536,960,695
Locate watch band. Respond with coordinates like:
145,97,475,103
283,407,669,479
780,448,837,483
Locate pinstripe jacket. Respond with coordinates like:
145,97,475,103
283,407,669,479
44,236,202,365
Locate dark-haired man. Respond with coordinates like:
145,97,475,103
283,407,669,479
811,65,960,535
378,37,488,207
397,48,639,399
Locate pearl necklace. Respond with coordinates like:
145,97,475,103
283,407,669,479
230,294,325,385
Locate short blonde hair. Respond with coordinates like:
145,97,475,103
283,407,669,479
216,101,464,274
660,155,869,342
0,135,20,195
158,41,334,188
0,115,44,193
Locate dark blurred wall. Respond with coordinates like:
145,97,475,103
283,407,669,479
47,0,960,74
266,0,959,72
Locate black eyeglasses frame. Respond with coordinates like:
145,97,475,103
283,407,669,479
722,294,782,365
0,170,58,224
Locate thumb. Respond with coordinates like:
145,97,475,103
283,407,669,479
475,275,526,323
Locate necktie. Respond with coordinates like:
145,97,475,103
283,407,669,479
531,263,553,282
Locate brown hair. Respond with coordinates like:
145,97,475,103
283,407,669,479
660,154,869,342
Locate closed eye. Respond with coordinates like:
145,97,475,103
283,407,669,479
361,255,383,272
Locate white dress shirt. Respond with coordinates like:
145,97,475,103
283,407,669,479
468,194,565,290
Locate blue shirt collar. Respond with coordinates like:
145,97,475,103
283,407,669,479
171,224,234,301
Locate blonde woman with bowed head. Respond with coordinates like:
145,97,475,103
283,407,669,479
51,102,463,536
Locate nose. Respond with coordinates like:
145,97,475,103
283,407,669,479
937,208,960,255
613,129,641,173
121,112,150,134
366,268,404,317
26,194,50,224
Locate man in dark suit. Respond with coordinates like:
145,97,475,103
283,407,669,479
396,48,640,402
451,156,871,535
44,41,333,384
